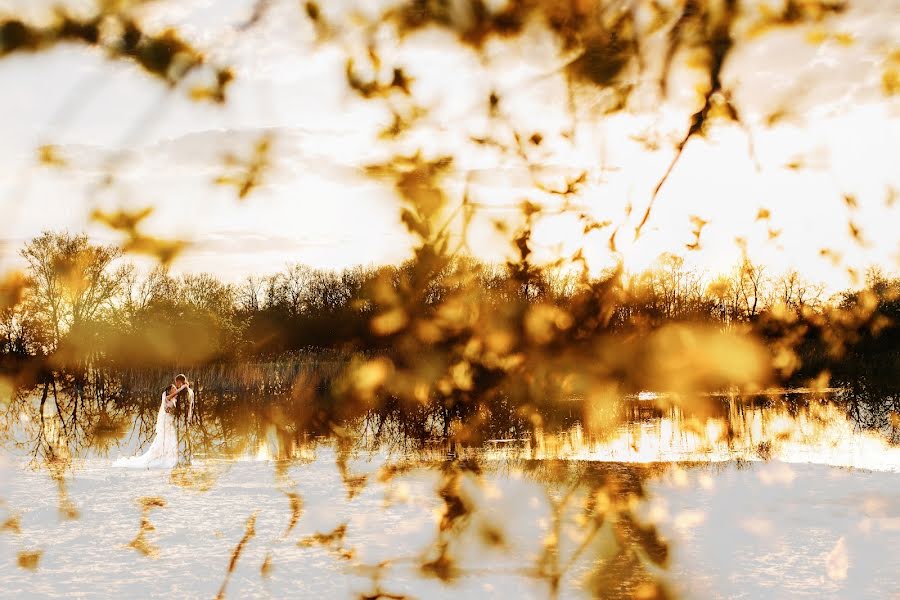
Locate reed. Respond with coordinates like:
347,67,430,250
104,350,350,396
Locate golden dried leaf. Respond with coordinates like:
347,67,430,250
805,28,828,44
17,550,42,571
216,513,258,600
1,515,22,534
833,32,854,45
37,144,66,167
91,207,154,232
284,491,303,537
122,235,185,265
260,553,273,577
883,50,900,96
349,357,393,398
449,361,473,391
371,308,408,336
525,304,573,344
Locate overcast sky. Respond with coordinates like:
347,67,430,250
0,0,898,289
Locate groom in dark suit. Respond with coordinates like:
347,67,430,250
173,373,194,465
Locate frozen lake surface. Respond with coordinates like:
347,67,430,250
3,385,900,598
2,450,899,599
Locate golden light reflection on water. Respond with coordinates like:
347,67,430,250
517,400,900,472
2,396,899,599
4,377,899,599
226,392,900,475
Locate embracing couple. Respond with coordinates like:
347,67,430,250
113,374,195,469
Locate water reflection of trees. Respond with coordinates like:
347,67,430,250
2,368,898,598
5,369,897,470
839,378,900,443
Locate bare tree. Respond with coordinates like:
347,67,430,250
236,275,264,313
773,269,825,313
175,273,235,314
735,258,767,320
21,232,130,349
0,289,46,356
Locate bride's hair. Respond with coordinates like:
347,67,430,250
164,383,176,394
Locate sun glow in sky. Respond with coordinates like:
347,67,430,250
0,0,898,290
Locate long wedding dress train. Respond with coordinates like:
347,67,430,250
113,391,178,469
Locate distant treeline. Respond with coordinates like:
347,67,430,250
1,231,898,387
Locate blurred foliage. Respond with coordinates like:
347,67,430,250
127,496,167,558
16,550,42,571
0,7,232,101
91,207,185,266
2,231,897,393
216,513,258,600
1,0,898,598
214,135,273,200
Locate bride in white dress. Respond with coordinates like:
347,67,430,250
113,384,184,469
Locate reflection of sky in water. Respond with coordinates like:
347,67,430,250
2,449,899,599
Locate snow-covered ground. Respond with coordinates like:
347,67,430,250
1,450,898,599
